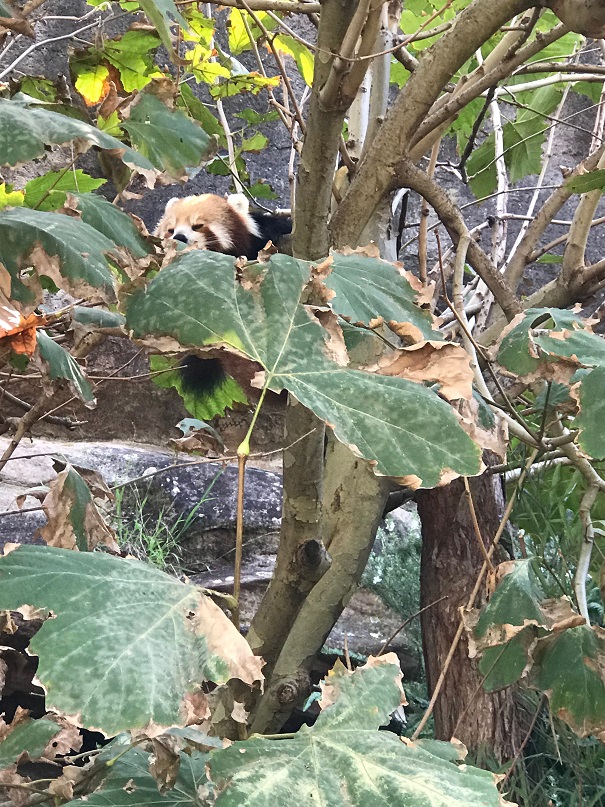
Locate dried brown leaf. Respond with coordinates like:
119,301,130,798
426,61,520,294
182,691,211,726
47,766,84,801
189,597,264,688
369,340,473,401
150,736,181,791
0,765,29,807
36,467,118,552
43,716,83,757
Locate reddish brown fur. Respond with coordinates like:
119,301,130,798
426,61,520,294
154,194,255,256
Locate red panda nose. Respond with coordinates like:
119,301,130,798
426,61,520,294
173,233,189,244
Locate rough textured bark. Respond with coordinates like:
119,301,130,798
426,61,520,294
417,469,521,761
291,0,357,260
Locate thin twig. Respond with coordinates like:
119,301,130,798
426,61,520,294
378,597,447,656
0,388,84,428
0,397,47,473
463,477,495,574
502,694,547,783
0,15,101,79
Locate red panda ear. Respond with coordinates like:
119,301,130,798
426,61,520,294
164,197,182,212
227,193,250,217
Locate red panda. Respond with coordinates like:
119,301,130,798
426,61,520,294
154,193,291,259
154,193,292,405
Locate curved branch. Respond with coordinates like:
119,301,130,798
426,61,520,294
504,141,605,289
408,23,567,163
394,161,522,319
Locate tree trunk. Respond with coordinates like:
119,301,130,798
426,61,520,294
416,469,521,761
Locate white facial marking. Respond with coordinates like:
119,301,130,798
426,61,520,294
227,193,261,237
207,222,233,250
172,226,197,244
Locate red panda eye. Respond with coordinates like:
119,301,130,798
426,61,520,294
166,228,174,236
192,223,205,232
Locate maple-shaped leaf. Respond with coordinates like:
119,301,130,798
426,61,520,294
208,656,508,807
0,545,263,734
126,251,481,486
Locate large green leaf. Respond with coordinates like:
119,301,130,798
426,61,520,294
325,253,436,339
121,94,215,179
0,100,155,178
72,305,126,329
496,307,588,376
533,625,605,737
0,545,263,734
208,657,506,807
0,718,60,769
139,0,187,55
102,31,162,93
467,86,562,198
23,170,106,211
475,558,545,637
68,193,151,258
535,328,605,366
65,742,210,807
0,207,117,303
575,367,605,459
473,559,547,689
126,252,480,485
566,169,605,194
37,330,95,405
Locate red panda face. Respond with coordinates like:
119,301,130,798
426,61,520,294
154,193,260,255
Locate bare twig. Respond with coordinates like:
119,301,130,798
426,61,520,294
0,13,101,79
0,397,47,473
0,389,84,428
378,597,448,656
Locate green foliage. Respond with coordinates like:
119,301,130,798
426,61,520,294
68,193,152,258
0,207,118,303
22,170,106,212
112,479,221,573
208,659,504,807
503,694,605,807
0,99,155,176
138,0,187,54
0,545,262,734
467,86,563,198
0,719,61,768
363,509,422,633
121,93,215,178
55,660,505,807
496,308,605,459
37,331,95,405
126,251,481,483
64,741,210,807
71,31,162,102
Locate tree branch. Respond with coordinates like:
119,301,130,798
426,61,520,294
504,141,605,290
393,160,522,319
329,0,536,248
